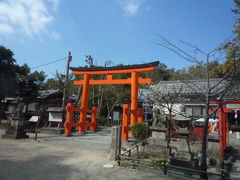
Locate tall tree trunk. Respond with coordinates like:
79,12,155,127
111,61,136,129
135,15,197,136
97,85,104,116
167,110,172,155
201,54,210,179
75,86,82,106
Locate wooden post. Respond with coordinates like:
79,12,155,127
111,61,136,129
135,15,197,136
218,108,224,168
226,121,229,145
223,111,226,150
122,103,130,141
138,107,143,123
78,74,90,132
90,106,98,131
130,72,138,137
62,52,72,121
34,109,40,141
64,102,74,136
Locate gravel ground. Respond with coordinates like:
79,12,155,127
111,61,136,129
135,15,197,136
0,128,186,180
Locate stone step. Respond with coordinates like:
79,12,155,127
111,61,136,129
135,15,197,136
5,129,16,135
1,134,29,139
145,144,170,156
40,127,64,135
148,137,168,147
230,173,240,180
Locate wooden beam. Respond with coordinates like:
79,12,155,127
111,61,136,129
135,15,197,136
73,77,152,85
72,66,155,75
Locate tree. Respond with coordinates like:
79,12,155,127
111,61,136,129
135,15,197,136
97,60,113,116
221,0,240,70
147,83,185,152
0,46,18,101
103,82,131,125
155,36,240,179
85,55,96,105
140,62,173,83
0,46,46,100
43,71,78,99
16,64,46,98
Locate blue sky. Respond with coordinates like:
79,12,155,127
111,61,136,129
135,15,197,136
0,0,236,78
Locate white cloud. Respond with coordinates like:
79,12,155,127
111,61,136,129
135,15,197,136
116,0,145,16
0,0,60,39
51,31,61,40
0,24,14,34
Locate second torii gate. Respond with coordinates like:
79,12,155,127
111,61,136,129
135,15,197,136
66,61,159,135
211,99,240,167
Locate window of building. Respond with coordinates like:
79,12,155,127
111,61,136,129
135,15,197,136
186,107,192,116
193,107,201,116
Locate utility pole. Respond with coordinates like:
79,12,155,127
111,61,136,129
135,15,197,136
62,52,72,122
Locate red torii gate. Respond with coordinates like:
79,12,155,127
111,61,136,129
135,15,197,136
64,61,159,137
211,99,240,166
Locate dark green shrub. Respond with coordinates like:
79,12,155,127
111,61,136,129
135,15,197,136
131,122,148,142
190,132,197,142
98,115,107,126
209,157,217,167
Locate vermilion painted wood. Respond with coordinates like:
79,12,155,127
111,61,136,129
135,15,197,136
138,107,144,123
218,108,224,163
64,102,74,135
90,106,97,131
73,77,152,85
79,74,90,132
122,104,130,141
72,66,155,75
130,72,138,137
69,62,158,135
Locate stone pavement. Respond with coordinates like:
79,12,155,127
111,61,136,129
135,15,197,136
227,144,240,180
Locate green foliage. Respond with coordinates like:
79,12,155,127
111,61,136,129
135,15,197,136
190,132,197,142
0,45,15,65
152,159,169,166
140,62,173,83
16,64,46,98
131,122,148,142
208,157,217,167
0,46,46,100
0,46,18,100
98,115,108,126
217,0,240,78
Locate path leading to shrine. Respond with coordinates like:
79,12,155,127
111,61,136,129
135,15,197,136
0,128,183,180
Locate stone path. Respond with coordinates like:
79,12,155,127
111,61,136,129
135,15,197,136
227,145,240,180
0,128,179,180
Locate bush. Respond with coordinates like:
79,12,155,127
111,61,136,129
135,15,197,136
131,122,148,142
98,115,107,126
208,157,217,167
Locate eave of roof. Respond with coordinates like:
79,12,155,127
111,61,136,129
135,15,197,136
70,61,159,72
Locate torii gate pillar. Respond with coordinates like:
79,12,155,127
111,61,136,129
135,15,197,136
131,72,138,137
79,74,90,132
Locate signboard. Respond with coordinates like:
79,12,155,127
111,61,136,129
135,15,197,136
49,112,62,122
113,111,120,121
226,104,240,109
29,116,38,122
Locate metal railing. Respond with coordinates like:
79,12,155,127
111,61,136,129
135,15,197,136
117,145,224,180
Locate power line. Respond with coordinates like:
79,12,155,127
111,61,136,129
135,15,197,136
30,57,67,70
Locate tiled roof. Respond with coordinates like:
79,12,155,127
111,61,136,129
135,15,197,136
38,89,62,99
152,79,226,95
139,79,240,102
